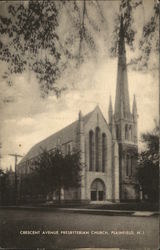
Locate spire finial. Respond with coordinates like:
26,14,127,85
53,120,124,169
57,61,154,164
132,94,137,115
108,96,113,128
109,96,113,113
79,110,83,121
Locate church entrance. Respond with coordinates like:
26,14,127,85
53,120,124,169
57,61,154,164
90,179,105,201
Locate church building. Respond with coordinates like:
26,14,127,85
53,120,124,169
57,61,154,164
17,18,139,202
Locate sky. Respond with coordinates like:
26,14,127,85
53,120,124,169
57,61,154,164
0,0,158,170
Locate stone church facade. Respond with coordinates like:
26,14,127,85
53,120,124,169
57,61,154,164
17,18,139,203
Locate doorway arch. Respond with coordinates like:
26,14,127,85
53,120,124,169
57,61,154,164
90,179,105,201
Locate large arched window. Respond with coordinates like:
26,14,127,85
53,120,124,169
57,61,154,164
95,127,100,171
102,133,107,172
89,130,94,171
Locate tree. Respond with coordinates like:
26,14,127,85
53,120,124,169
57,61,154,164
138,1,159,71
0,168,15,205
0,1,61,96
0,0,106,96
0,168,7,204
22,149,82,203
110,0,140,56
20,171,43,203
137,124,159,202
1,0,157,97
110,0,159,72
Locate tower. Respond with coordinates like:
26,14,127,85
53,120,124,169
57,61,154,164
111,16,139,201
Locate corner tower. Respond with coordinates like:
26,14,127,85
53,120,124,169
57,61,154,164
113,17,139,201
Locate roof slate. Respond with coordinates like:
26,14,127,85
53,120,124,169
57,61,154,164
19,109,94,165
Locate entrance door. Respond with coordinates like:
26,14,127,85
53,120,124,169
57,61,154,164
90,179,105,201
98,191,104,201
91,191,97,201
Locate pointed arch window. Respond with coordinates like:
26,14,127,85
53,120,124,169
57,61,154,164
89,130,94,171
102,133,107,172
95,127,100,171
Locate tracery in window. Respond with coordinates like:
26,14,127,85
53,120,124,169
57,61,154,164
102,133,107,172
89,130,94,171
95,127,100,171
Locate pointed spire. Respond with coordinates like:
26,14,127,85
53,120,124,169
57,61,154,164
108,96,113,124
79,110,82,120
112,115,116,140
109,96,113,113
132,94,138,118
79,110,84,134
118,16,125,57
114,15,131,119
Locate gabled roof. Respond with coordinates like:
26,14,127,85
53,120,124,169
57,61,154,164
19,108,94,165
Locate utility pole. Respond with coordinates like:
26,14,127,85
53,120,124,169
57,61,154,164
9,153,23,204
9,154,23,171
0,143,2,169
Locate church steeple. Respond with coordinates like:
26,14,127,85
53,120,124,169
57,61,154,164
114,16,131,119
111,16,139,202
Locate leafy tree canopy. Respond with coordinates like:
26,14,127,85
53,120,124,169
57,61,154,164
138,124,159,202
0,0,159,96
20,148,82,202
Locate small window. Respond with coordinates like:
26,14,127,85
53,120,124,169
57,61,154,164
126,154,132,177
66,142,72,154
64,144,67,155
67,144,71,154
125,124,128,140
129,125,132,141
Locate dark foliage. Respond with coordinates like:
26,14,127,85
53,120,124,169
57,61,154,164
110,0,159,72
0,169,15,204
0,1,61,96
110,0,141,57
138,2,159,70
137,125,159,202
0,168,7,203
0,0,103,95
20,149,82,203
0,0,158,96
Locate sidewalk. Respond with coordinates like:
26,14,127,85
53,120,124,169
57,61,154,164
56,207,159,217
0,205,159,217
